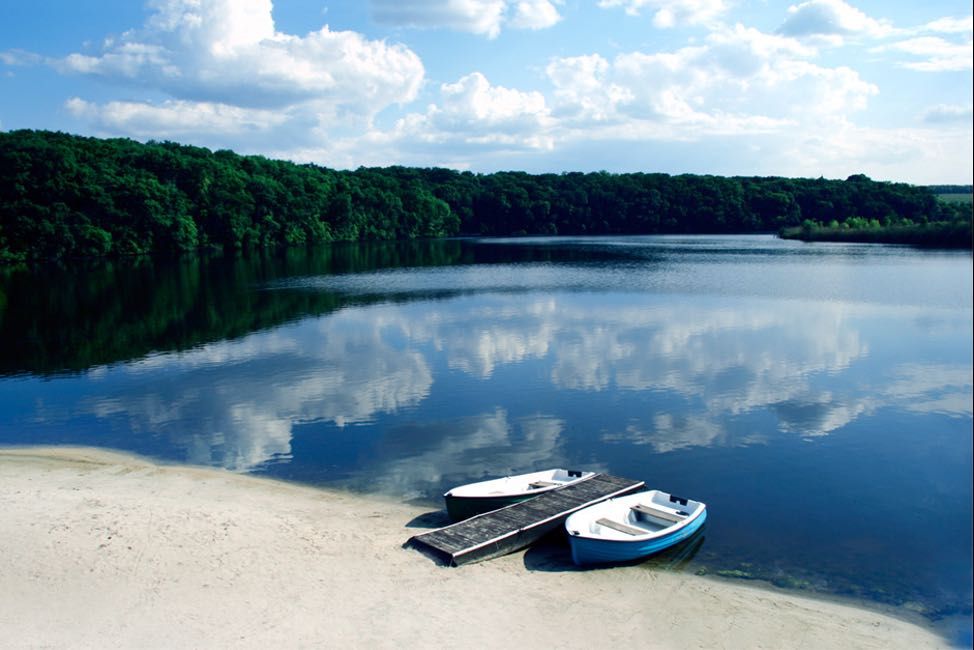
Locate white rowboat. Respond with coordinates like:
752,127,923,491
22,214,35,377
444,468,596,521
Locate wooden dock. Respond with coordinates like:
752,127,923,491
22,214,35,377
406,474,644,566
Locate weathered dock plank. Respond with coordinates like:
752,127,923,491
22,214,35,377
406,474,644,566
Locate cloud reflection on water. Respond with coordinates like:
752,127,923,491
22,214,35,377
361,410,581,499
23,290,969,471
82,307,434,470
884,363,973,418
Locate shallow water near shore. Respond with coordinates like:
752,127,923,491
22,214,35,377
1,235,971,644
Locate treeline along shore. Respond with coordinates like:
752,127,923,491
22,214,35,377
1,129,970,262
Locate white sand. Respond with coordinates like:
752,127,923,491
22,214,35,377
0,447,948,649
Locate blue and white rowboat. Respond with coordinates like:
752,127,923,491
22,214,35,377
565,489,707,565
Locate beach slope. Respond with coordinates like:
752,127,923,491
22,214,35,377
0,447,946,649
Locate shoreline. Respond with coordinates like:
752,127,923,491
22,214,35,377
0,446,951,649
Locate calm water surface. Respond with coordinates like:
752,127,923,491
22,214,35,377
1,236,971,640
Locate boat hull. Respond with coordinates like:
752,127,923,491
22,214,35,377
569,509,707,565
444,493,538,522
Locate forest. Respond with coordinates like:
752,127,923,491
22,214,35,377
1,129,970,263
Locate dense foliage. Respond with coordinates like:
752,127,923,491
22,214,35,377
779,219,971,248
1,130,967,262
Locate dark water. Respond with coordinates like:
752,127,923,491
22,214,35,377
1,236,971,641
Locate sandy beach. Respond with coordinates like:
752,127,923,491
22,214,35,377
0,447,948,649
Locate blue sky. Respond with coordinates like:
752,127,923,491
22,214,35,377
1,0,971,183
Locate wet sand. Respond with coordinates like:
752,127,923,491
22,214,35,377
0,447,948,649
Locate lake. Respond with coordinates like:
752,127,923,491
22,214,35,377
1,235,971,639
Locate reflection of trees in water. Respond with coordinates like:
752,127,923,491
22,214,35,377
0,240,465,375
0,238,639,376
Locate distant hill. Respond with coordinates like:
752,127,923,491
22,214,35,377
927,185,973,195
928,185,973,205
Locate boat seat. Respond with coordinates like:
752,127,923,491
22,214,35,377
595,518,645,536
631,503,687,523
529,480,559,489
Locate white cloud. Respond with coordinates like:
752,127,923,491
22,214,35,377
64,43,174,80
61,0,424,125
274,17,960,181
877,36,973,72
36,0,969,180
779,0,893,42
0,49,44,66
922,104,974,124
773,3,974,75
860,13,974,73
146,0,276,52
770,118,973,185
372,0,506,38
65,97,289,138
597,0,729,28
546,54,632,123
545,24,876,137
370,0,561,38
509,0,563,30
776,4,972,71
438,72,550,129
384,72,555,155
922,16,974,34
